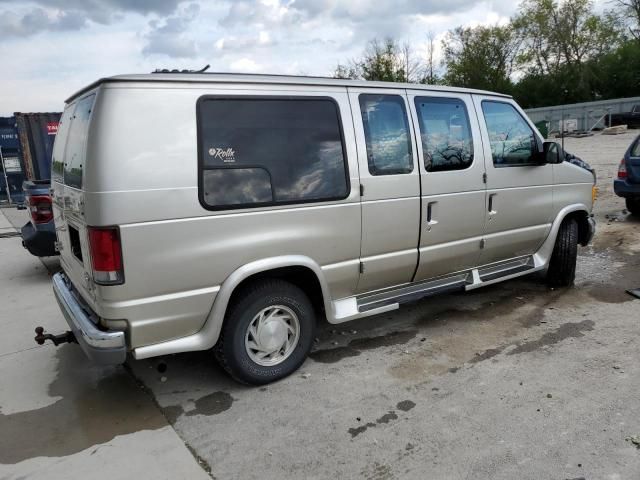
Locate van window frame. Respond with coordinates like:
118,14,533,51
196,94,351,211
414,96,475,173
480,99,542,168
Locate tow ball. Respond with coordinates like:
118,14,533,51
34,326,77,346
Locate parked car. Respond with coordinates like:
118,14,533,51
610,105,640,129
36,73,596,384
21,180,57,257
614,134,640,215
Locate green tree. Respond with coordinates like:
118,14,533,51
441,25,521,93
332,63,359,79
612,0,640,38
333,38,423,82
590,41,640,98
513,0,623,101
421,31,440,84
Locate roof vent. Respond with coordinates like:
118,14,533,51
152,64,210,74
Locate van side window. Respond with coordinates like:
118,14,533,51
359,94,413,175
198,97,349,209
481,101,537,167
414,97,474,172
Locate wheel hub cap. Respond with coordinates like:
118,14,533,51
245,305,300,366
258,320,288,352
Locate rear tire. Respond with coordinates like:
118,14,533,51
547,218,578,287
214,279,316,385
626,197,640,216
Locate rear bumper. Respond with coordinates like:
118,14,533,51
52,272,126,365
614,179,640,198
21,221,58,257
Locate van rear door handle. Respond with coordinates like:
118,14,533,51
426,202,438,230
488,193,497,218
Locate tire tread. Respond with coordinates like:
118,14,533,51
214,279,315,385
547,218,578,287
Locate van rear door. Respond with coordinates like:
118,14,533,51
51,94,97,307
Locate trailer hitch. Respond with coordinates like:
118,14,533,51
34,326,77,346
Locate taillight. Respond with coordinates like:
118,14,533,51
29,195,53,224
618,159,627,179
88,227,124,285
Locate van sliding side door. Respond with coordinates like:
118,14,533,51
407,91,487,281
348,87,421,294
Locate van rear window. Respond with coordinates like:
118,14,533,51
198,97,349,209
61,94,95,189
51,106,74,184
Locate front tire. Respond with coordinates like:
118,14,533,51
626,197,640,216
546,218,578,287
214,279,316,385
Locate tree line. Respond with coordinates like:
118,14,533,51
333,0,640,108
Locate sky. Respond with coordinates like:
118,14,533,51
0,0,598,115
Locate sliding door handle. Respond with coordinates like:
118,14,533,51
426,202,438,230
488,193,497,218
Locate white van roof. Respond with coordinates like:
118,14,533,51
66,72,512,103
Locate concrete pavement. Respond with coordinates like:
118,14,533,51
0,208,209,480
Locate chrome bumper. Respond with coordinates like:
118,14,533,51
52,272,126,365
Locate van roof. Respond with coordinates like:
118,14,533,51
66,72,512,103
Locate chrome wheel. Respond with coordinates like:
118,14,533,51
244,305,300,366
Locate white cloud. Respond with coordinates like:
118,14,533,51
142,2,200,58
229,58,263,72
0,6,88,37
0,0,580,115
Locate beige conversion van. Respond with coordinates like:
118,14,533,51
37,73,596,384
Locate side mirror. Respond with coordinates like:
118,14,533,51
534,141,561,165
545,141,562,164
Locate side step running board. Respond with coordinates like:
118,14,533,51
355,256,537,314
357,274,469,313
477,256,535,282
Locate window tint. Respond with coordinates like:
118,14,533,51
359,94,413,175
199,97,348,209
632,139,640,157
482,101,537,166
63,94,95,188
203,168,273,206
414,97,474,172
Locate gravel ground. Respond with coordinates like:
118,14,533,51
1,130,639,480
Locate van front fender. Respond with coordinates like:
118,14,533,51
533,203,591,269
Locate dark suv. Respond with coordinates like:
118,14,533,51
614,134,640,215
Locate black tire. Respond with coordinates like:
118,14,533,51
626,197,640,216
546,218,578,287
214,279,316,385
